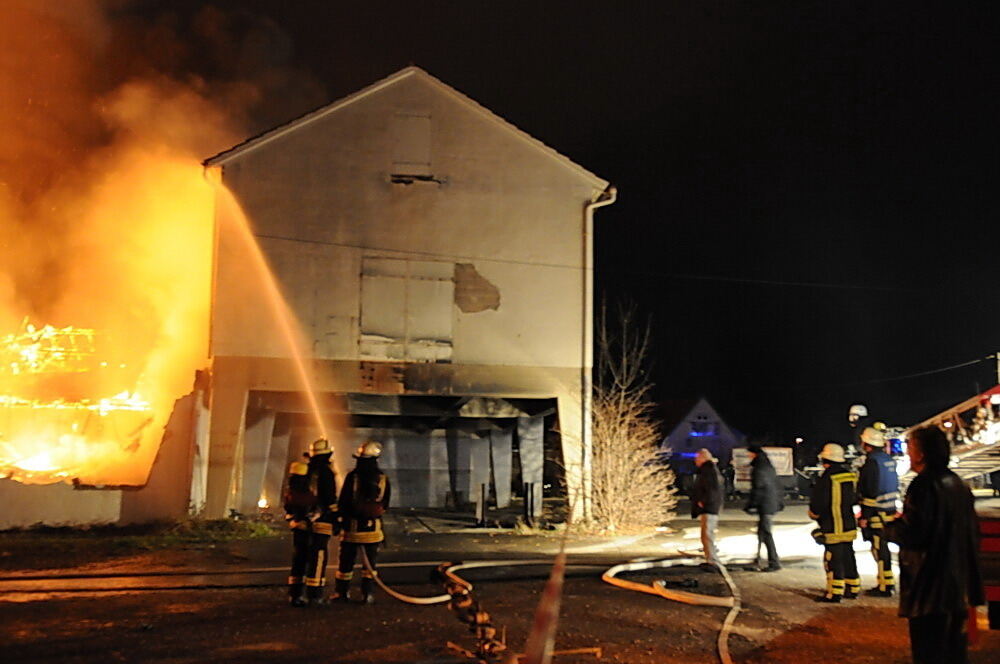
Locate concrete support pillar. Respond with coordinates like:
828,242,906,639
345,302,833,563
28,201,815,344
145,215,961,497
188,389,211,515
238,408,276,515
490,428,513,508
206,380,249,518
469,435,491,509
518,415,544,518
556,392,589,521
446,428,462,506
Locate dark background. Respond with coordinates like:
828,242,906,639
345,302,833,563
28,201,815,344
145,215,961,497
124,1,1000,444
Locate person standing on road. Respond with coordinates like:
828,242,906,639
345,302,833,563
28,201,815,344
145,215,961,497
809,443,860,602
303,438,340,606
334,440,391,604
857,425,899,597
283,460,316,607
886,426,984,664
744,444,783,572
691,448,724,567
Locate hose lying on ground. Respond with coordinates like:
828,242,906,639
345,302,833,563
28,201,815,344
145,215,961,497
360,550,742,664
601,556,742,664
601,557,733,607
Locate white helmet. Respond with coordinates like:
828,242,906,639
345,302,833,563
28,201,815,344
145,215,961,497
848,404,868,418
819,443,845,463
355,440,382,459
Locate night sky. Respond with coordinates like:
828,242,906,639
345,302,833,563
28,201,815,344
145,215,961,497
127,1,1000,444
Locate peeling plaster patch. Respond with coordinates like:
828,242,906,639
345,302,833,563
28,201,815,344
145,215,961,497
454,264,500,313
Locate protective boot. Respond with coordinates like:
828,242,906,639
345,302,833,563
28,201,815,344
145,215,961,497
331,578,350,603
305,585,326,607
288,582,306,608
361,577,376,605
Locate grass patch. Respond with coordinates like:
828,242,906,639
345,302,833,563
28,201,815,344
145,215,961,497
0,518,279,570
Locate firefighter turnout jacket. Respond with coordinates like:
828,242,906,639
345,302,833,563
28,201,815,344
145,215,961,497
338,468,391,544
809,461,858,543
859,448,899,517
307,453,339,537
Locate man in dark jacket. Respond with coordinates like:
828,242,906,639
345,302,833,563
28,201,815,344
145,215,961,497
691,448,723,566
858,426,899,597
887,426,984,664
809,443,860,601
744,445,782,572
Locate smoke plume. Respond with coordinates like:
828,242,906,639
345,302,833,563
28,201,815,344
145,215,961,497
0,0,321,485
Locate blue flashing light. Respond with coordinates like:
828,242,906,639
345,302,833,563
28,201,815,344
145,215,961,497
687,431,716,437
676,452,699,458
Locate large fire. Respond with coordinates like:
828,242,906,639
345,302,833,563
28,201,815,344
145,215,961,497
0,4,247,488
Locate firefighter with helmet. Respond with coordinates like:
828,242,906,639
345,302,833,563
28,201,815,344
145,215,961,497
283,460,315,607
301,437,339,605
333,440,391,604
809,443,861,602
858,423,899,596
847,403,870,454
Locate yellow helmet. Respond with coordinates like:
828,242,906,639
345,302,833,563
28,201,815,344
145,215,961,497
309,438,332,456
288,461,308,476
861,427,886,448
819,443,845,463
355,440,382,459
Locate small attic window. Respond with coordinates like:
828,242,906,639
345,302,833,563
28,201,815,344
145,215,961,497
391,111,432,178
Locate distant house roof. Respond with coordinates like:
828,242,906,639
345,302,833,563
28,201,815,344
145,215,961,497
203,66,609,190
659,397,744,449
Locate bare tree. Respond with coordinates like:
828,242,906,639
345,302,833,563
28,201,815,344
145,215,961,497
589,301,677,531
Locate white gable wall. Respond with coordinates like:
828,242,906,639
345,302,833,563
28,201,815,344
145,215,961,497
212,72,600,369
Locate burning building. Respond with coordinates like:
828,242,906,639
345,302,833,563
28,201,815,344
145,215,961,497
0,66,613,527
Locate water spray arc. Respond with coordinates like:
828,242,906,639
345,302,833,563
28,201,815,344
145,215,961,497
207,173,332,440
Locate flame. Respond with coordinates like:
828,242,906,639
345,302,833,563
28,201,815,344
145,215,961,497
0,320,158,485
0,4,246,487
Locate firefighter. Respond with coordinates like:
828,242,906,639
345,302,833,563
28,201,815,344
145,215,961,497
334,440,391,604
846,403,870,459
808,443,860,602
858,425,898,597
304,438,339,606
283,460,316,607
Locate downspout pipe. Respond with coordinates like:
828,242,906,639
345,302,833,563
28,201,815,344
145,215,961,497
581,185,617,522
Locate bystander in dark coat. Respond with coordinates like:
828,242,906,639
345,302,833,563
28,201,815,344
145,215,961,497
887,426,984,664
744,445,782,571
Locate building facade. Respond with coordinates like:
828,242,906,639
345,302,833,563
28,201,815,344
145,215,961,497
198,67,614,519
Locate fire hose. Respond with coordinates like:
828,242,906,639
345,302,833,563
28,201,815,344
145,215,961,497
360,548,742,664
359,550,586,661
601,557,742,664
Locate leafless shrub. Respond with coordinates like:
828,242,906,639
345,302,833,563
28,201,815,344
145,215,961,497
589,302,677,532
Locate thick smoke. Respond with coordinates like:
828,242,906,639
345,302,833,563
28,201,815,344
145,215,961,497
0,0,323,485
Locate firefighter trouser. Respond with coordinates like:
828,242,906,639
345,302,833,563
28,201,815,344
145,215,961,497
305,514,337,598
908,611,968,664
336,541,380,598
822,542,860,598
863,513,895,591
288,527,311,598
